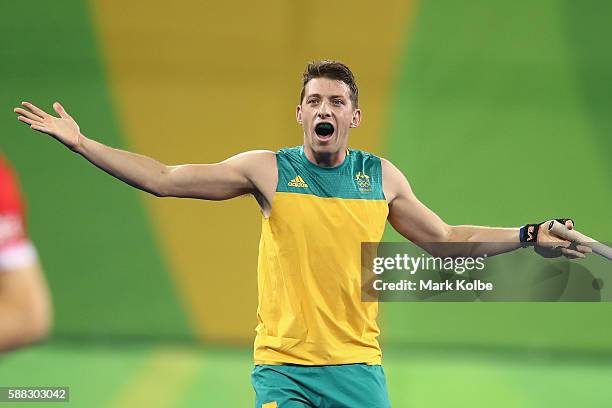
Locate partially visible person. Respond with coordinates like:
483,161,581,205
0,154,51,351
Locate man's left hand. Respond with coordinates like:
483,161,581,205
535,219,593,259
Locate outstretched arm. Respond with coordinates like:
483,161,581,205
382,158,589,258
14,102,273,200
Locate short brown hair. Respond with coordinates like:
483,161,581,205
300,60,359,108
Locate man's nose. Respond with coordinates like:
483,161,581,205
317,102,331,118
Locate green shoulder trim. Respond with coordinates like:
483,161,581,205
275,146,385,200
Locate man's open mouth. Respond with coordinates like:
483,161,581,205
315,122,335,138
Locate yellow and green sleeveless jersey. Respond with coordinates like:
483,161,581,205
254,146,389,365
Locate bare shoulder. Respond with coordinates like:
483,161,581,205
225,149,276,165
226,150,277,207
226,150,276,179
380,157,401,177
380,157,412,203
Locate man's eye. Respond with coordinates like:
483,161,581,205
308,99,318,104
333,99,344,105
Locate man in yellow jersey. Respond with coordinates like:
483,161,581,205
14,61,590,407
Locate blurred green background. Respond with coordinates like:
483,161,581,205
1,0,610,406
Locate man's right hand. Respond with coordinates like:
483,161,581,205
12,101,277,207
14,102,82,152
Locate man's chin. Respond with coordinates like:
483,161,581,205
305,133,345,154
311,144,347,160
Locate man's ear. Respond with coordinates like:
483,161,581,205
296,105,303,124
350,108,362,128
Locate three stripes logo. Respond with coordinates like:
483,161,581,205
288,175,309,188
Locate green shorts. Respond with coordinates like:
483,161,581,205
251,364,391,408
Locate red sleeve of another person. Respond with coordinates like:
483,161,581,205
0,155,37,270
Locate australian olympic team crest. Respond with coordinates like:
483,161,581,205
354,171,372,193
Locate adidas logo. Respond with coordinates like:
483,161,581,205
288,175,308,188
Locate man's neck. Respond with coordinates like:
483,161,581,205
303,145,347,168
